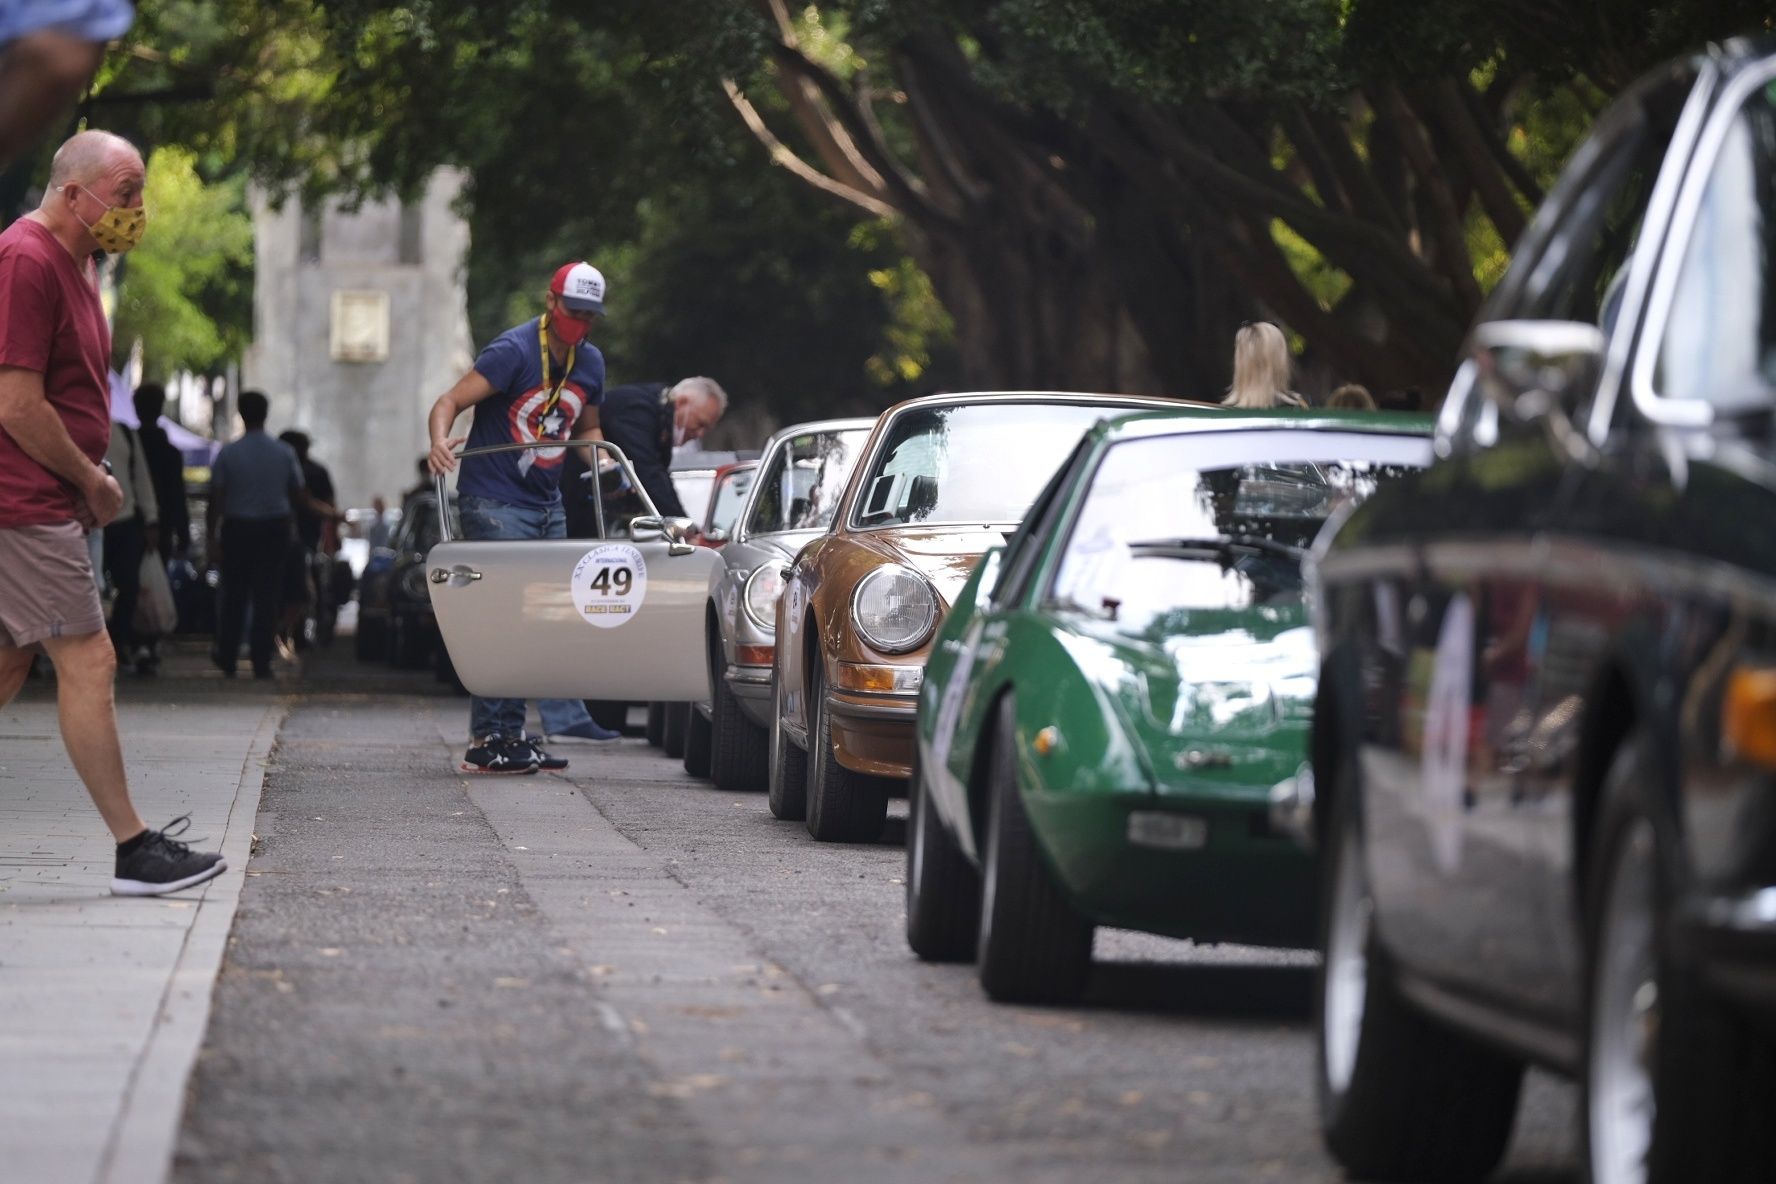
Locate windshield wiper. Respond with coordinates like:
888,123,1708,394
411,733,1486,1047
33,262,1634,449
1126,534,1305,561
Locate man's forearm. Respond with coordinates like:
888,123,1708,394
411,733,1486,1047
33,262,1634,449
0,394,103,493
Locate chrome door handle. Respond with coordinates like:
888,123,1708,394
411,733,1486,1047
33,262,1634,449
430,567,482,584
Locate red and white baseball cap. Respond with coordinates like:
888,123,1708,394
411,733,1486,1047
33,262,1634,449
550,261,606,314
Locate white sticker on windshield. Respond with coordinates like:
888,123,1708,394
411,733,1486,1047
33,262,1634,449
572,544,647,629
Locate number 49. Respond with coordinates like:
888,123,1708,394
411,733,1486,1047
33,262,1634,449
589,566,633,597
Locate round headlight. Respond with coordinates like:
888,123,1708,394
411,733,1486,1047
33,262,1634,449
851,566,938,654
742,565,785,632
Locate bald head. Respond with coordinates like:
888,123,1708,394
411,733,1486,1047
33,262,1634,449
46,129,139,191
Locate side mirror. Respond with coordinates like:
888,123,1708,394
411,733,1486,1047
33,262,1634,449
1470,319,1604,424
628,514,697,557
704,526,729,544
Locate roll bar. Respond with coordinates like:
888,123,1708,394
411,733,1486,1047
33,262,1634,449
431,439,667,543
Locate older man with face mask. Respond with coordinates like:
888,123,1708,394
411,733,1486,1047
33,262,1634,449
0,129,226,896
582,376,729,524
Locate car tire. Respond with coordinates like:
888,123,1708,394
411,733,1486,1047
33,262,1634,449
1581,734,1776,1184
662,702,688,760
586,700,628,734
767,668,809,820
804,658,889,843
645,702,666,747
975,695,1093,1003
710,649,769,793
683,704,713,778
1315,750,1523,1182
906,745,980,962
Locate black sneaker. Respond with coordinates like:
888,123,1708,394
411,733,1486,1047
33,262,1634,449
112,816,227,897
461,736,540,775
523,735,569,771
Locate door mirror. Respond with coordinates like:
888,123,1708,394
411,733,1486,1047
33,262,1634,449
1470,319,1605,424
703,526,729,544
629,515,697,556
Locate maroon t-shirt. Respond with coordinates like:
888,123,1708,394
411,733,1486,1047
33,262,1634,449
0,219,112,528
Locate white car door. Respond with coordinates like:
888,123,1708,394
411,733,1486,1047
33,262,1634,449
427,441,716,701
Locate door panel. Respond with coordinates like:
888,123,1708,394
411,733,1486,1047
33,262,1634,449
428,539,718,700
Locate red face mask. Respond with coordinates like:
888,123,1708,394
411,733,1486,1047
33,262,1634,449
550,308,592,344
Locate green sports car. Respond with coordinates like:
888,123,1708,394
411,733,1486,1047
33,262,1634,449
908,406,1432,1003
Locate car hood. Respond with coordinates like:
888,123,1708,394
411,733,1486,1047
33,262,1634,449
849,526,1007,607
1069,603,1316,799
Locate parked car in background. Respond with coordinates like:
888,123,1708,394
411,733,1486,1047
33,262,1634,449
1310,41,1776,1184
771,391,1199,841
697,461,758,549
358,490,454,668
680,419,875,788
908,407,1432,1004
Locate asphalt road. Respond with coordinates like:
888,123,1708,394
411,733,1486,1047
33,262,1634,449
172,665,1580,1183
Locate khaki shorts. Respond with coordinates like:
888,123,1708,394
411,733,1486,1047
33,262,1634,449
0,521,105,649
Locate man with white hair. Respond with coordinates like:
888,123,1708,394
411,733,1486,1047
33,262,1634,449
0,128,226,895
587,376,729,523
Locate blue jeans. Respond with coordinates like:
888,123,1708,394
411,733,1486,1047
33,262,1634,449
459,494,594,741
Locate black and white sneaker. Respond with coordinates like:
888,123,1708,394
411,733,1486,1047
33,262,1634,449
460,736,540,775
112,816,227,897
523,735,569,771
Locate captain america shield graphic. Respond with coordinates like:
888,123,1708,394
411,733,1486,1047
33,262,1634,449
507,383,587,476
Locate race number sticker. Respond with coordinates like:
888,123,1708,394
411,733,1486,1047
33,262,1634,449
572,544,647,629
1421,591,1473,874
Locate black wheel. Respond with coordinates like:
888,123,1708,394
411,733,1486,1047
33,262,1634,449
354,616,386,662
683,704,713,778
710,643,769,792
661,702,688,759
393,613,431,668
975,695,1092,1003
1582,734,1776,1184
804,658,889,842
1315,750,1523,1182
645,702,666,747
767,666,808,820
586,700,629,734
906,745,980,962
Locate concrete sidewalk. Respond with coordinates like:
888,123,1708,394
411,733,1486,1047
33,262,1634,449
0,646,282,1184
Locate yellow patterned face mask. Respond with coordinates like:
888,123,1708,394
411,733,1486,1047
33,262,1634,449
71,186,147,253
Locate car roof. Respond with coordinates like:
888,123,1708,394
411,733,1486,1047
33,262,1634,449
759,416,879,453
876,390,1216,417
1089,405,1435,446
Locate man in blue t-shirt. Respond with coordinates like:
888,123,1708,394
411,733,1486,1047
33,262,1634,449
426,261,620,774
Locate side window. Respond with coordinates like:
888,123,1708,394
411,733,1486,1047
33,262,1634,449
990,437,1089,608
1653,77,1776,410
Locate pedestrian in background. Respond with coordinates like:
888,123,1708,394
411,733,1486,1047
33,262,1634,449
101,415,156,665
426,261,613,772
366,494,392,549
1327,383,1377,411
130,383,188,674
0,128,224,896
1222,321,1306,409
207,390,321,679
276,429,340,653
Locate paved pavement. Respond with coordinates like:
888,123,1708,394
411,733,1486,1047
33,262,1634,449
0,645,281,1184
4,644,1584,1183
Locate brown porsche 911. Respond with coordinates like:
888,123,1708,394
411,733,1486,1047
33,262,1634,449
768,391,1202,842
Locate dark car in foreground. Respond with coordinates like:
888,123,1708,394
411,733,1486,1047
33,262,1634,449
1310,40,1776,1184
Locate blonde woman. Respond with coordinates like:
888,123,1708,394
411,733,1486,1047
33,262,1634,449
1223,321,1306,409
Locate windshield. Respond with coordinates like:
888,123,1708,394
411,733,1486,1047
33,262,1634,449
706,467,755,534
1049,430,1428,640
747,427,872,535
672,471,718,524
854,402,1142,529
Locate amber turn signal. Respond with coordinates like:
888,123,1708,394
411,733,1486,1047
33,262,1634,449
735,644,775,667
1033,726,1060,756
1725,666,1776,769
833,662,923,694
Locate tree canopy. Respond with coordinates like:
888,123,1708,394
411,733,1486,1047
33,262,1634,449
82,0,1776,414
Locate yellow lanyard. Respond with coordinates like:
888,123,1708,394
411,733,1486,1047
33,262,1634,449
537,317,577,420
